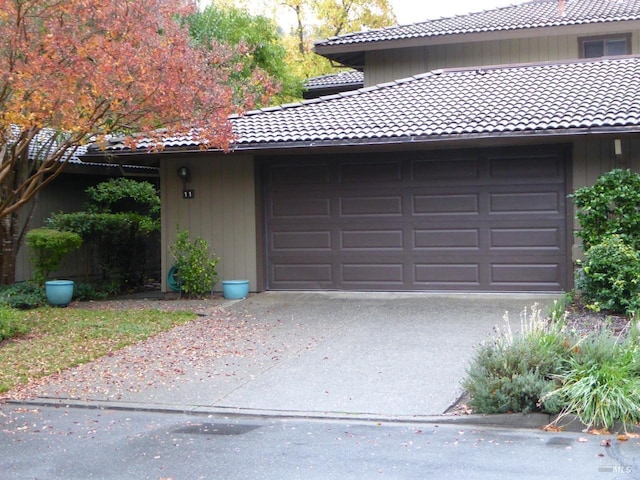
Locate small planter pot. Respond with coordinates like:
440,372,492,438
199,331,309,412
222,280,249,299
45,280,75,307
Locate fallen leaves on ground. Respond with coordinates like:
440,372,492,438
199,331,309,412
2,300,287,403
542,424,564,432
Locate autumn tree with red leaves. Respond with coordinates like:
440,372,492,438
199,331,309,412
0,0,276,284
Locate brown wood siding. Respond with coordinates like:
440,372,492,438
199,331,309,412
161,155,258,292
365,29,640,86
264,147,569,292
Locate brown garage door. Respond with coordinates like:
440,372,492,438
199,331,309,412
263,147,568,292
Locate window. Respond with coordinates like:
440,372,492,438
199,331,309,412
580,35,631,58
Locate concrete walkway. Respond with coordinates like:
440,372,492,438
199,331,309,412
22,292,559,419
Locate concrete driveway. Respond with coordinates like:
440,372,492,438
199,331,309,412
20,291,559,420
216,292,559,418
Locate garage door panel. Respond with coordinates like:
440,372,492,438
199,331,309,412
414,229,480,250
489,156,564,180
272,263,333,283
268,164,331,186
341,264,405,284
340,196,403,216
272,231,332,251
490,191,562,214
490,263,563,288
341,230,404,250
412,158,480,182
414,263,480,286
339,161,403,183
271,196,331,218
490,228,562,251
264,148,568,292
413,194,480,215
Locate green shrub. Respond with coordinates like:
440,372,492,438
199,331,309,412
463,305,569,414
47,178,160,294
576,235,640,314
545,333,640,430
0,306,30,341
169,229,219,298
0,283,46,310
571,169,640,251
86,177,160,221
72,282,110,301
25,228,82,285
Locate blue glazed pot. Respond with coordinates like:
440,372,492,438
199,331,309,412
45,280,75,307
222,280,249,299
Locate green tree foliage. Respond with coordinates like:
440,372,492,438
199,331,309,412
314,0,396,38
283,0,396,79
186,3,302,104
222,0,396,81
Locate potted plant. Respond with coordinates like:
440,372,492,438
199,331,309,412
26,228,82,306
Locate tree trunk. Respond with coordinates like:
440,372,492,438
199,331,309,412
0,212,18,285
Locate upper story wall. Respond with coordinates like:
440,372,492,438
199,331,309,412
365,28,640,86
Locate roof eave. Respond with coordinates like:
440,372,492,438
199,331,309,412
314,20,640,66
231,126,640,153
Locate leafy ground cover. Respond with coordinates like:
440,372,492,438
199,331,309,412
0,306,196,394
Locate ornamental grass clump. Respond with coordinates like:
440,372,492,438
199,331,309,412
544,327,640,431
463,304,570,414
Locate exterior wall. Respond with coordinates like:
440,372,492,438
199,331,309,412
365,29,640,86
160,155,258,293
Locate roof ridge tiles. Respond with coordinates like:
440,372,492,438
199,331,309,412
314,0,640,49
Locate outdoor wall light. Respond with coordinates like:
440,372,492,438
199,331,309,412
177,166,191,183
614,139,623,157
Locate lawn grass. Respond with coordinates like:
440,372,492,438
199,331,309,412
0,307,197,394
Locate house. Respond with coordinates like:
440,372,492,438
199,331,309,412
84,0,640,294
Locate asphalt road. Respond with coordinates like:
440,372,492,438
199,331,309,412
2,404,639,480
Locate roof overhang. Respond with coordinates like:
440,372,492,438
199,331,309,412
314,20,640,68
81,127,640,161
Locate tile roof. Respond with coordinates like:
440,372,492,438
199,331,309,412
315,0,640,49
304,70,364,90
96,56,640,153
9,125,87,163
229,56,640,148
